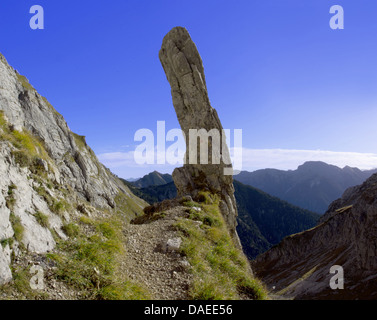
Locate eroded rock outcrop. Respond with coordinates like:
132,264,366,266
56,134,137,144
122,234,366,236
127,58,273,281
159,27,239,243
252,173,377,300
0,52,146,285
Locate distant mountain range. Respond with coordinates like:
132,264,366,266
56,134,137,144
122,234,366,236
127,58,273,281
235,161,377,214
123,170,320,259
130,170,173,188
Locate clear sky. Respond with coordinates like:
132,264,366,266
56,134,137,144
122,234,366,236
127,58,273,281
1,0,377,179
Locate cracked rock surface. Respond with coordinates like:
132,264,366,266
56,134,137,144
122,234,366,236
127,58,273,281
159,27,240,246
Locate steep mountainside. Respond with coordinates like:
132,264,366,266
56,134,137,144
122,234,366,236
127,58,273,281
234,181,319,259
236,161,377,213
0,52,148,297
127,173,319,259
131,171,173,188
252,172,377,300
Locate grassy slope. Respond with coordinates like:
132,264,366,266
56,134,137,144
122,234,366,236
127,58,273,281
0,107,149,299
174,192,268,300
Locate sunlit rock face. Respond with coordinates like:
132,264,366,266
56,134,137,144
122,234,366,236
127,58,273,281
159,27,239,244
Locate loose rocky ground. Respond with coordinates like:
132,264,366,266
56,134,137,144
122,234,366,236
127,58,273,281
122,206,192,300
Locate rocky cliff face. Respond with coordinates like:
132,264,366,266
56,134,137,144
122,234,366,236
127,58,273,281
0,52,146,287
159,27,239,243
252,172,377,299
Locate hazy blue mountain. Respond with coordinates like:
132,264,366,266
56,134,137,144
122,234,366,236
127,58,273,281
125,172,319,259
235,161,377,214
131,170,173,188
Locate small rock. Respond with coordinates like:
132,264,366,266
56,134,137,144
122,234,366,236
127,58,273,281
179,258,191,269
165,237,182,253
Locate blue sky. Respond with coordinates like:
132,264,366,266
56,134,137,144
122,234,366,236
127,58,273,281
1,0,377,178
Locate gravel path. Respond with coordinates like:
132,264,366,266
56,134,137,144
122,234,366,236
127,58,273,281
121,207,192,300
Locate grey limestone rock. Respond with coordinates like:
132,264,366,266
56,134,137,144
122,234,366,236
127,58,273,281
0,244,12,285
0,52,147,285
0,53,127,210
159,27,240,245
165,237,182,253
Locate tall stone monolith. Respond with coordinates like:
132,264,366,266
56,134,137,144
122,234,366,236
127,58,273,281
159,27,240,245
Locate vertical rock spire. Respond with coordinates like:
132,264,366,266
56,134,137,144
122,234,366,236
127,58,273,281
159,27,240,244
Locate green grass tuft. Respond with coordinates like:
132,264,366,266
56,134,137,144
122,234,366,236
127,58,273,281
10,265,48,299
5,184,17,211
35,211,49,228
0,112,51,170
16,74,35,91
72,133,87,150
10,213,24,243
62,222,80,238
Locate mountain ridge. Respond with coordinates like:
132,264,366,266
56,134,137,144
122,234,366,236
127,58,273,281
131,171,173,188
235,161,377,213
